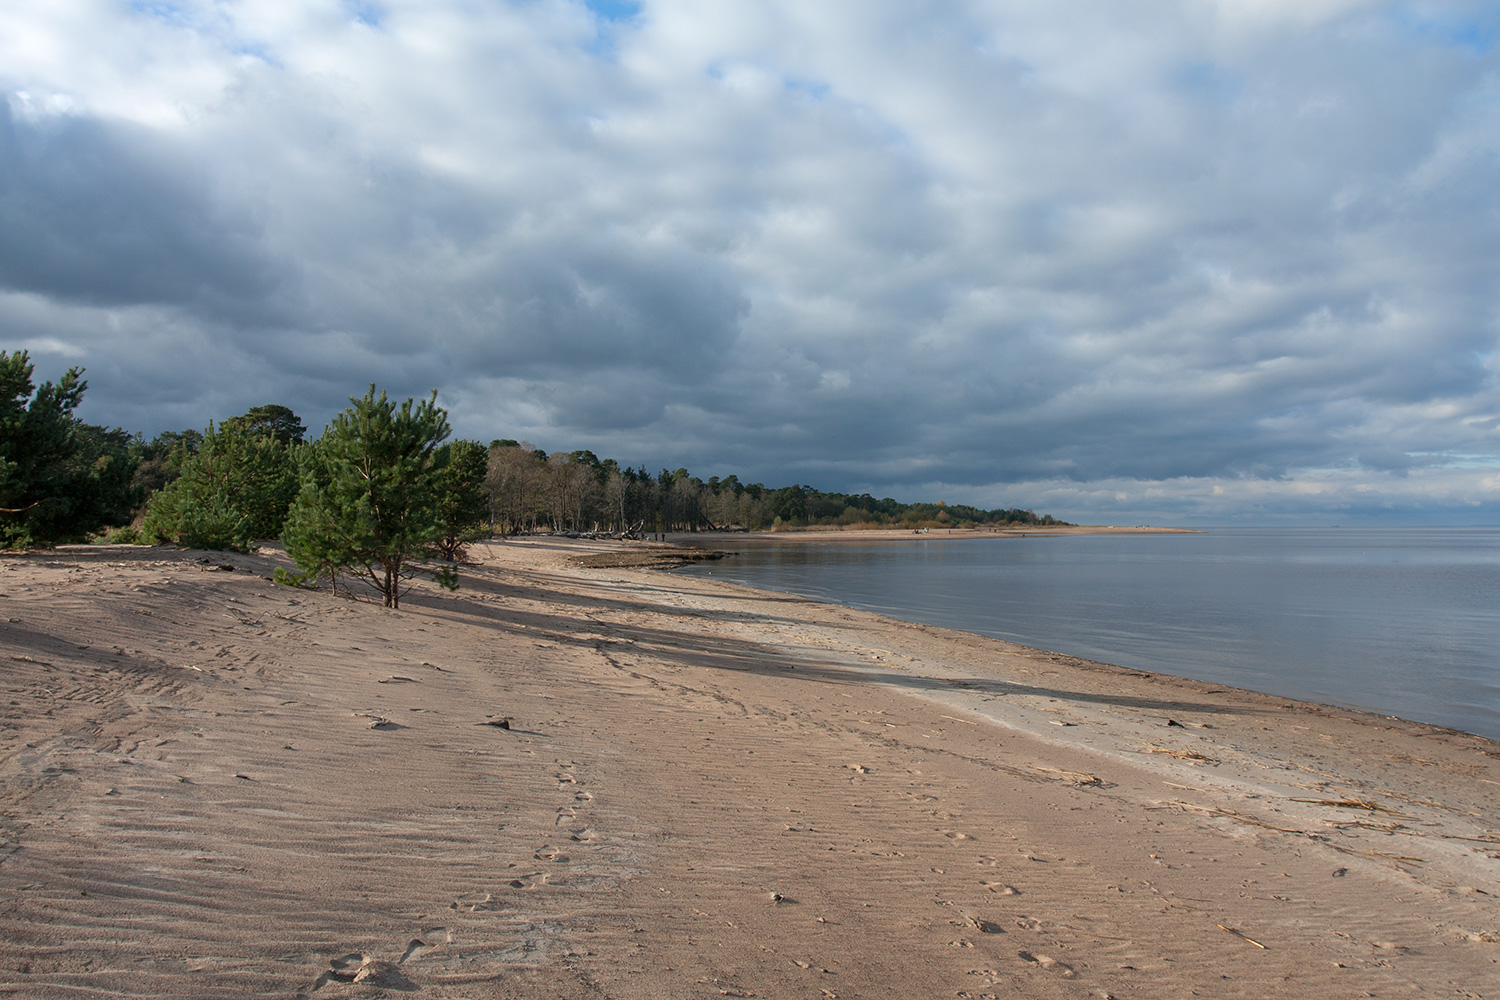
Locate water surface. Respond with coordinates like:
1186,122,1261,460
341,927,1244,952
681,528,1500,740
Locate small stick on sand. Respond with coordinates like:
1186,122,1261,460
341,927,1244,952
1290,798,1383,811
1143,746,1219,764
1217,924,1267,949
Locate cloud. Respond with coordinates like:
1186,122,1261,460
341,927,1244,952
0,101,285,315
1,0,1497,522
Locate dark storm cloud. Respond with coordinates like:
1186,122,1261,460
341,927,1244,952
447,236,748,382
0,101,283,316
1,0,1497,521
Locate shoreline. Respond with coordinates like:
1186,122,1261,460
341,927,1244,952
2,539,1497,997
673,565,1489,744
678,524,1200,544
662,527,1497,742
587,530,1494,746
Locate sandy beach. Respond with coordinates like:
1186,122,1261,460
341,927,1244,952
2,537,1498,998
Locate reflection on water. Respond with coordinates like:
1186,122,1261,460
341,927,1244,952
681,528,1500,740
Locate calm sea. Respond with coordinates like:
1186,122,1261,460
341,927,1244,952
680,528,1500,740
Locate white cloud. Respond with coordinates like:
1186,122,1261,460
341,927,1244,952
1,0,1497,522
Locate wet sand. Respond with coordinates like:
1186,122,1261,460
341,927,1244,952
2,538,1497,998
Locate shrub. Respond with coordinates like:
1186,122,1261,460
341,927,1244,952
94,525,140,545
139,420,297,550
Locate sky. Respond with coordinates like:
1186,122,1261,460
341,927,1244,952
2,0,1498,525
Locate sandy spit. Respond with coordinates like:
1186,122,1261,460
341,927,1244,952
1,538,1497,999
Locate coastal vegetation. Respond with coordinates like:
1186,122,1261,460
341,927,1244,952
1,355,1066,559
138,419,300,552
281,388,458,608
0,351,138,548
483,440,1065,534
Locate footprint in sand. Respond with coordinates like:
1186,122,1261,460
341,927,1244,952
1017,950,1075,977
399,937,438,962
983,882,1020,895
965,916,1006,934
449,892,499,912
570,827,599,842
534,846,571,862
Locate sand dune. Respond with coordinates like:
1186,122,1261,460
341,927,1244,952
2,538,1497,998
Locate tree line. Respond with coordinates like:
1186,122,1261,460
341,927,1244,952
2,351,1066,605
485,443,1064,535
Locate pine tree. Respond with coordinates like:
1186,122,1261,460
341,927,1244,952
433,439,490,561
0,351,136,546
282,386,452,608
139,419,299,551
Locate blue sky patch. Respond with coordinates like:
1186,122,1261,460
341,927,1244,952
344,1,385,29
584,0,641,23
783,77,831,100
1392,5,1497,54
128,2,194,27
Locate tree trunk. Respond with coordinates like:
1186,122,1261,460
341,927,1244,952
383,561,399,608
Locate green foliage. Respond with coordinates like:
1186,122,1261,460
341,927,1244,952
176,492,254,552
433,438,490,561
277,442,352,589
0,351,142,547
139,419,298,551
272,565,319,589
130,428,201,499
224,404,306,447
431,563,460,591
479,440,1069,534
282,386,452,609
771,484,809,524
95,525,140,545
2,350,83,547
58,423,141,539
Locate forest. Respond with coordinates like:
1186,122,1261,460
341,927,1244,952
3,351,1066,556
484,442,1064,536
